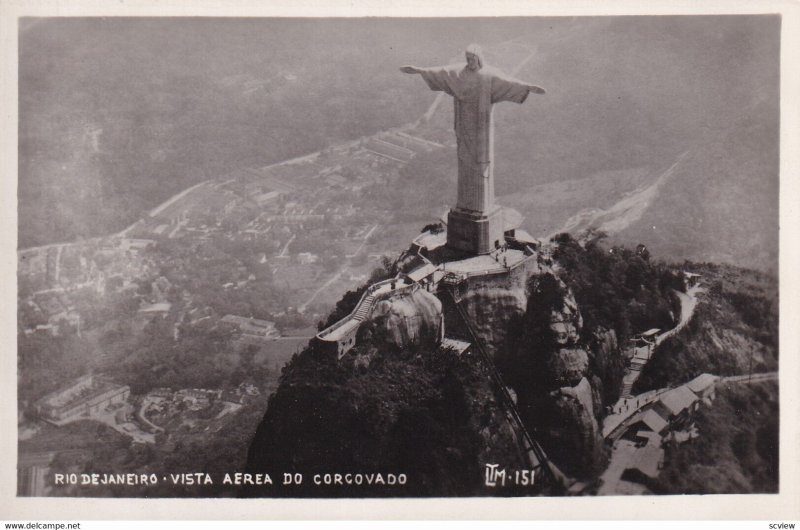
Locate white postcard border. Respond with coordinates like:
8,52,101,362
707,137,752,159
1,0,798,521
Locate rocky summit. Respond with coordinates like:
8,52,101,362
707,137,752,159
243,229,696,495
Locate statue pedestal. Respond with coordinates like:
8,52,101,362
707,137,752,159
446,207,505,255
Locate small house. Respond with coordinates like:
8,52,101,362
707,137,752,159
686,373,719,403
653,386,699,428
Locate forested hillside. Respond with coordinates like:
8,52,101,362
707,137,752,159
633,262,778,394
655,380,778,494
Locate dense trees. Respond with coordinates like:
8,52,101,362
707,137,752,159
103,314,277,396
552,233,683,345
18,333,95,405
150,238,295,324
656,381,778,494
245,339,523,497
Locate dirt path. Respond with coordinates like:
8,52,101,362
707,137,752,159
53,244,64,284
346,224,379,258
277,234,296,258
720,372,778,384
657,285,703,344
298,266,347,314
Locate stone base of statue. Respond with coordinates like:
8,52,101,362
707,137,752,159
443,205,525,255
446,207,506,255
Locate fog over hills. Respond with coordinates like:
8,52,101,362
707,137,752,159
19,16,778,270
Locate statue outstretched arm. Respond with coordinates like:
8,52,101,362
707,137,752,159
401,64,457,97
490,70,546,104
400,65,422,74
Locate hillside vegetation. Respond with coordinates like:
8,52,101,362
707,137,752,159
655,381,778,494
633,262,778,394
244,340,527,497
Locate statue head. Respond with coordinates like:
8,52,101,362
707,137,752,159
465,44,484,71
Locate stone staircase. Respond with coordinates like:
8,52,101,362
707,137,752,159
621,380,634,399
353,294,376,321
629,358,646,371
621,358,646,398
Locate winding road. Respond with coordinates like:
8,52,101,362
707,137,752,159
604,284,703,437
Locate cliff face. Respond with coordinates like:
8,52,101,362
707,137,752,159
587,328,624,406
436,264,615,478
545,347,589,388
545,377,605,473
550,286,583,346
501,271,608,477
451,264,532,356
369,288,442,350
437,264,609,478
459,285,527,355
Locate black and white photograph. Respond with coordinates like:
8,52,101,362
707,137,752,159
4,0,799,521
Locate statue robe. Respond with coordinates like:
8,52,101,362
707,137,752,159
418,64,532,214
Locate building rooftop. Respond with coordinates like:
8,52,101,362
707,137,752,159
513,229,540,246
658,386,699,416
37,375,128,411
407,263,438,283
635,430,662,445
440,338,471,355
253,191,281,204
500,207,524,231
686,373,718,395
638,408,669,434
443,248,527,275
413,230,447,252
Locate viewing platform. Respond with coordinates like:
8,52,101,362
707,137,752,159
315,277,419,357
443,247,528,277
317,225,543,359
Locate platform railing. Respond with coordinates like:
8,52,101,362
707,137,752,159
316,277,418,341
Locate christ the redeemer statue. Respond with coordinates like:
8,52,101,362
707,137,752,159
401,44,545,255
